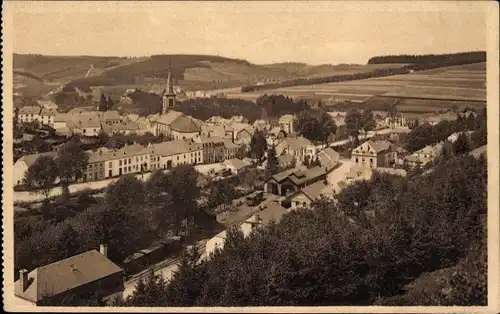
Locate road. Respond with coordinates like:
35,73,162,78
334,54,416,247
13,162,226,203
315,127,410,151
326,159,353,186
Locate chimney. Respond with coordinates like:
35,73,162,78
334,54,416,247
99,244,108,257
19,269,28,292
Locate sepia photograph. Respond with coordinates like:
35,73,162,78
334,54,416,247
2,1,499,312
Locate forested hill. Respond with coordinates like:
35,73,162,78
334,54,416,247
367,51,486,64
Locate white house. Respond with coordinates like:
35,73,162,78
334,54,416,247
13,151,57,186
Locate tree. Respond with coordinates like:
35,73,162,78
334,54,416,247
99,93,107,112
265,145,279,180
123,268,169,306
209,180,236,211
55,223,81,261
166,245,206,306
55,136,89,199
235,144,248,160
295,110,320,142
345,109,363,146
452,133,470,155
361,109,376,138
107,96,114,110
97,130,110,146
167,165,201,236
23,155,58,200
318,112,337,146
249,131,268,160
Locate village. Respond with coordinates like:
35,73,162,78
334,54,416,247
12,63,488,306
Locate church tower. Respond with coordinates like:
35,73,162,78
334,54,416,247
162,63,176,115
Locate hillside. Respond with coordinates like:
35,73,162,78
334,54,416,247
222,62,486,112
13,53,414,98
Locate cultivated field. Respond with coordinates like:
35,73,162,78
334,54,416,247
222,62,486,112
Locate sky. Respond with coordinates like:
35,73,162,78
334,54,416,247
10,1,488,65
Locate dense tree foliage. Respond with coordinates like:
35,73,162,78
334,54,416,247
404,113,481,153
294,110,337,145
23,155,58,200
118,151,486,306
367,51,486,64
265,145,279,180
14,164,202,282
249,131,268,160
55,135,89,198
99,93,108,112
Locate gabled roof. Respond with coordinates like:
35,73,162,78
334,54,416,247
299,180,329,201
16,151,57,168
278,136,314,153
40,108,58,116
19,106,41,115
14,250,123,303
317,148,340,166
155,111,184,126
170,115,202,133
223,158,249,170
369,140,392,153
253,201,289,225
223,139,240,149
279,114,295,123
149,139,202,157
287,166,329,186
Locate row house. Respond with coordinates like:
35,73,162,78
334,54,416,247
40,108,58,126
193,136,226,163
351,140,399,169
404,142,444,168
83,140,204,182
17,106,42,124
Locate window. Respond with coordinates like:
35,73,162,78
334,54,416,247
128,158,132,164
177,156,179,160
119,160,122,166
83,129,86,133
128,166,131,172
355,157,359,163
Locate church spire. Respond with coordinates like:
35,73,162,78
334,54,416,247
166,61,174,95
162,61,177,115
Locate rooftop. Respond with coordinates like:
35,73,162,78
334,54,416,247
14,250,123,303
299,180,330,201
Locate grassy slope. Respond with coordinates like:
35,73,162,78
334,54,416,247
14,54,414,93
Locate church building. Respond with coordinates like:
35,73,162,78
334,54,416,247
154,65,201,139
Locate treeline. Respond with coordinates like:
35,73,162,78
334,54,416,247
14,165,202,281
367,51,486,64
116,151,487,306
178,98,260,122
403,108,486,153
241,51,486,93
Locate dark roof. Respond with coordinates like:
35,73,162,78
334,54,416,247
170,116,202,133
287,166,329,186
14,250,123,302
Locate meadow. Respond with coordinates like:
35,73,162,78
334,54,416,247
223,62,486,112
